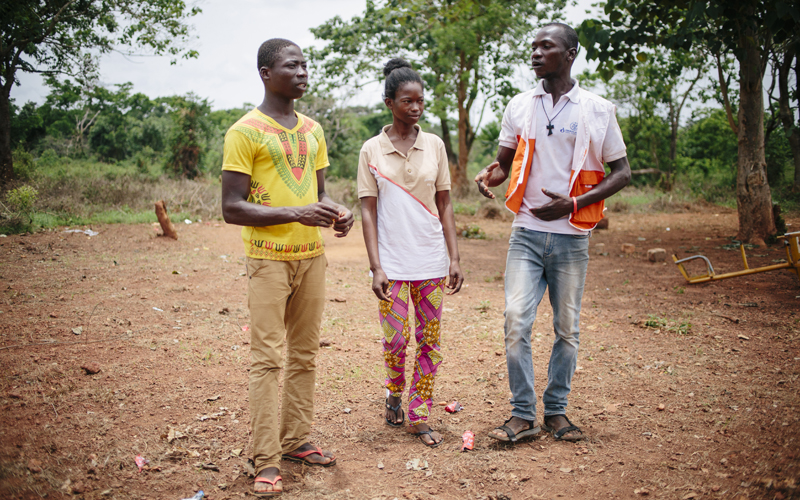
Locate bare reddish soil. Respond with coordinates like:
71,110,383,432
1,210,799,500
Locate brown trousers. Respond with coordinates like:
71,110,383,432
246,254,326,473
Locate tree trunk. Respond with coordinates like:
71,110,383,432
715,52,738,136
777,47,800,192
453,66,472,196
734,26,775,246
454,107,469,196
439,116,458,167
795,51,800,190
0,83,15,186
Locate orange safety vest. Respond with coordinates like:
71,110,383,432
504,90,615,231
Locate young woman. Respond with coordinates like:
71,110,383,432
357,58,463,448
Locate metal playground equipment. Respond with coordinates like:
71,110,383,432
673,231,800,284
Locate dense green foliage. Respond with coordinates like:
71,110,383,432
309,0,567,192
578,0,800,243
0,0,202,184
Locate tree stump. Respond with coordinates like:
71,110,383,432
154,200,178,240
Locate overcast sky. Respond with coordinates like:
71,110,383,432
13,0,599,111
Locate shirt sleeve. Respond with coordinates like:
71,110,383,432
435,138,451,191
356,145,378,198
601,107,627,163
314,127,330,171
222,129,255,176
498,98,521,150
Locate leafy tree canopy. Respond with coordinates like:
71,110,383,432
309,0,567,192
0,0,201,184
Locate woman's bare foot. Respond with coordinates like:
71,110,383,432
407,422,442,447
253,467,281,495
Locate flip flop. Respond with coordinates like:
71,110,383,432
488,417,541,443
385,398,405,427
282,446,337,467
542,415,585,441
411,428,443,448
252,475,282,497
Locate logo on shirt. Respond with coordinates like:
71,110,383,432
560,122,578,135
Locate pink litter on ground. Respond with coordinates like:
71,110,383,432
241,325,249,332
461,430,475,451
135,454,149,472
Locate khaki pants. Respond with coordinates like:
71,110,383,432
246,254,326,474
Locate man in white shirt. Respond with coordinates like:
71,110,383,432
476,22,631,443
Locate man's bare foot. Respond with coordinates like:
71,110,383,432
283,443,336,466
543,415,584,441
253,467,281,495
385,395,404,425
407,422,442,447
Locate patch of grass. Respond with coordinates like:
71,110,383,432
644,315,667,329
483,272,504,283
452,201,479,215
458,223,486,239
475,300,491,313
1,153,222,234
645,314,692,335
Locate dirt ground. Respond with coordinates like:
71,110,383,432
1,208,799,500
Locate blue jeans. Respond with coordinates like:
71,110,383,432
503,227,589,421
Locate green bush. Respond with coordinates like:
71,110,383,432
12,147,35,181
6,185,38,214
2,185,39,233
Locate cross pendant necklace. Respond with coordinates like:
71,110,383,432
542,98,569,136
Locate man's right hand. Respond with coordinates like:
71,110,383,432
295,202,341,228
474,162,507,199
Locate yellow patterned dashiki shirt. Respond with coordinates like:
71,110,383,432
222,109,329,260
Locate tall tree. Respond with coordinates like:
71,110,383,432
770,40,800,191
0,0,201,184
309,0,566,194
579,0,798,245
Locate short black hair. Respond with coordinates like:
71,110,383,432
257,38,299,70
541,22,579,51
383,58,423,100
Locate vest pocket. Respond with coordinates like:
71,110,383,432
570,170,605,229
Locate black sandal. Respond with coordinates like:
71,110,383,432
385,398,405,427
411,428,442,448
489,417,541,443
542,414,585,441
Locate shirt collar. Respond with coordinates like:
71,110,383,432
379,124,425,155
533,79,581,103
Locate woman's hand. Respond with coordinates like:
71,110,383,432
371,268,391,302
446,261,464,295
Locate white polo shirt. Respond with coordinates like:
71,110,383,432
499,80,626,235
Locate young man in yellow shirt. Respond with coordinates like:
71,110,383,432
221,38,354,497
